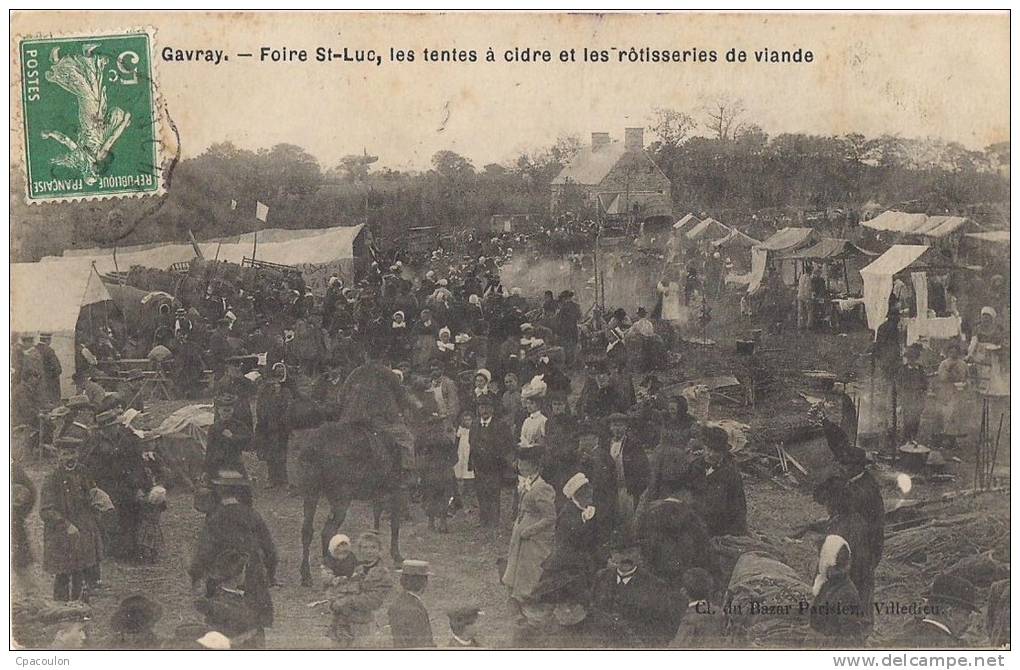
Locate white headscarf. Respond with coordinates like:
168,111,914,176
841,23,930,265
812,534,850,596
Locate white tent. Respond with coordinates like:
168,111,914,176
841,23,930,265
12,260,112,396
43,224,367,290
859,245,929,331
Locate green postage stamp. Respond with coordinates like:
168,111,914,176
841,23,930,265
17,30,165,202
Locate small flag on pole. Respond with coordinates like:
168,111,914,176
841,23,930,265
255,201,269,223
230,199,237,211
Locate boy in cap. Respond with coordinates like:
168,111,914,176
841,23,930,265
388,559,436,648
446,606,483,647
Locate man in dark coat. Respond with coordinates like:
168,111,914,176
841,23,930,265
388,560,436,648
591,529,684,647
255,363,293,489
542,391,579,508
814,476,876,617
635,487,721,587
871,306,902,380
603,413,651,520
86,410,147,561
190,471,278,647
173,332,206,399
683,426,748,537
895,574,979,648
40,437,104,601
555,290,581,367
206,318,233,375
204,394,253,480
467,395,512,528
575,361,628,426
577,431,619,554
339,348,421,472
818,412,885,617
36,333,63,404
12,368,43,429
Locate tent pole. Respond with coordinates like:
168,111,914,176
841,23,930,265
843,259,850,293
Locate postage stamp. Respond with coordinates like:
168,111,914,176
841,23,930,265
17,30,164,203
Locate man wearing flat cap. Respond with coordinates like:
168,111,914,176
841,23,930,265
896,574,979,647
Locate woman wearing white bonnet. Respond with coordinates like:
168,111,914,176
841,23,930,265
809,534,866,642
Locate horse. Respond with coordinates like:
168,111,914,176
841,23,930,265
295,416,405,587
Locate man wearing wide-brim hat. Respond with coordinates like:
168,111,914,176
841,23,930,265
683,425,747,538
388,560,436,648
189,469,277,648
39,437,104,602
895,574,979,647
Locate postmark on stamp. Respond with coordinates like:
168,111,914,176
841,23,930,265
17,29,165,203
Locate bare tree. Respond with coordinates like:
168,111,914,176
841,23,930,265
649,107,697,148
702,96,746,141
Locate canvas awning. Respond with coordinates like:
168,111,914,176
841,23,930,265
45,224,366,273
965,231,1010,245
757,227,815,251
860,245,931,330
12,261,111,333
712,228,762,249
781,238,878,261
673,213,700,231
861,210,975,238
685,217,730,241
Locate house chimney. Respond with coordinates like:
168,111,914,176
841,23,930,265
591,132,611,151
625,127,644,152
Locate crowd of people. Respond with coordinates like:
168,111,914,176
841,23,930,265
9,226,1010,650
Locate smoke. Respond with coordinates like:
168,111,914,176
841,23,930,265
500,250,663,314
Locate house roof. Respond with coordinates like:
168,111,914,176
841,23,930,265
758,227,814,251
604,191,672,217
861,210,974,238
551,141,629,185
781,238,878,260
685,218,731,241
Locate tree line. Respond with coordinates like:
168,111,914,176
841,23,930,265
11,99,1008,261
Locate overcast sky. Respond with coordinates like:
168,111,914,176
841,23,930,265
13,11,1010,171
